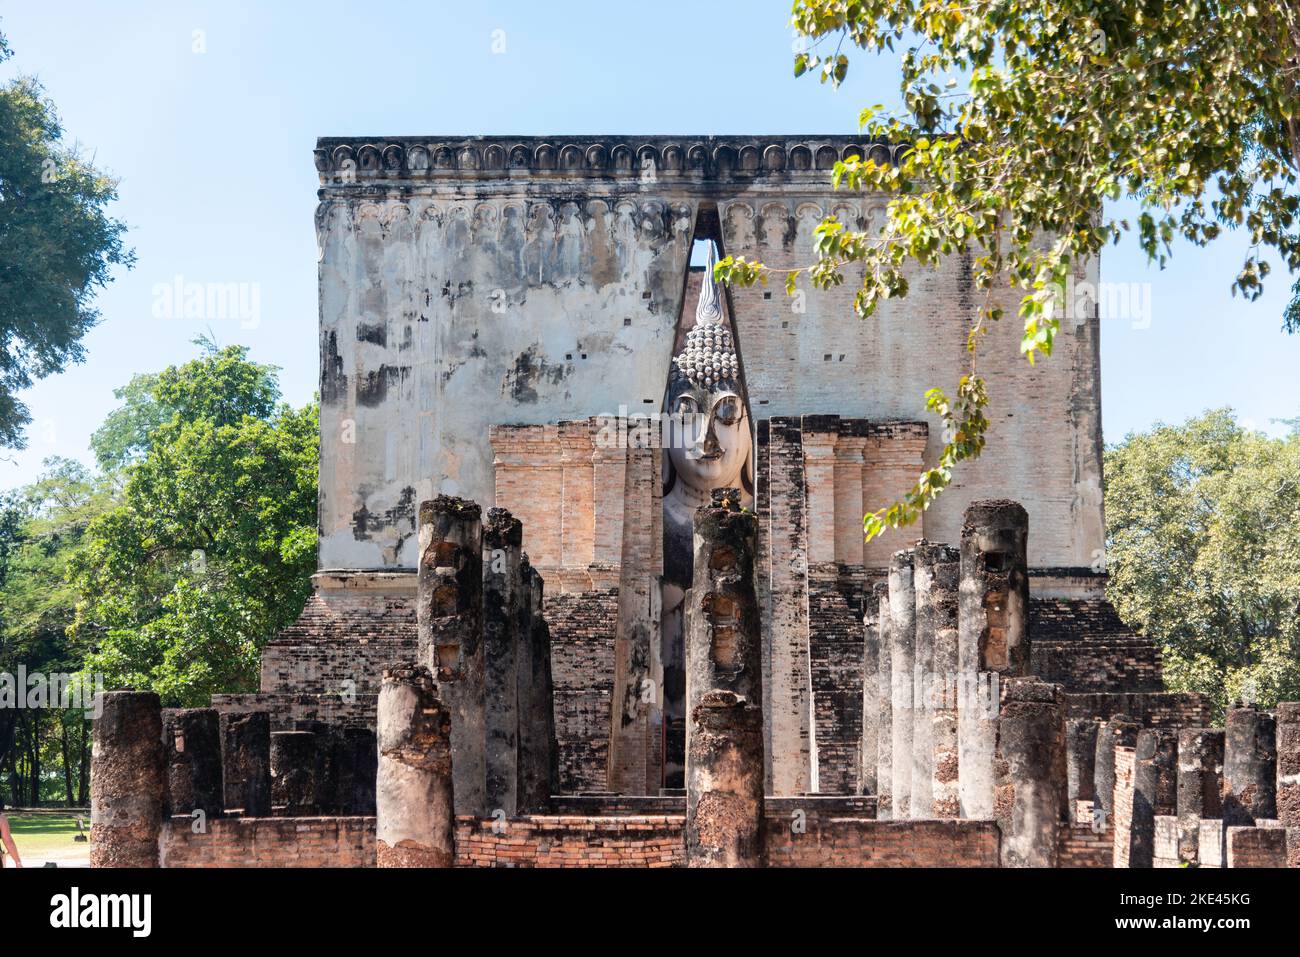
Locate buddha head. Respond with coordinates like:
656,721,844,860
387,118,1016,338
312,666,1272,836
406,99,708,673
664,243,753,502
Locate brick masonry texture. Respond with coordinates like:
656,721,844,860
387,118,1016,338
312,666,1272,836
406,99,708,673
160,816,375,868
547,588,618,792
1064,692,1213,729
161,805,995,868
809,584,865,794
1225,826,1289,868
260,590,417,694
763,818,999,868
1112,747,1135,868
1057,819,1113,868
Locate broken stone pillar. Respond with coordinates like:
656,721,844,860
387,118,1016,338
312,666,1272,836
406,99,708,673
270,730,318,814
929,556,961,817
482,507,523,817
958,500,1029,820
335,727,378,815
90,691,165,868
220,711,271,816
888,548,916,819
376,664,455,867
608,440,663,796
1093,714,1141,835
860,581,883,796
875,585,893,818
1223,703,1277,825
161,708,223,821
688,691,765,867
1065,718,1099,825
766,418,814,795
517,559,558,812
1177,728,1223,865
1276,702,1300,829
685,489,764,868
911,541,958,819
417,495,486,816
995,678,1066,867
1128,729,1178,868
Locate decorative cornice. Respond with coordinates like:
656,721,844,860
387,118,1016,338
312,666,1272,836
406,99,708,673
313,135,902,186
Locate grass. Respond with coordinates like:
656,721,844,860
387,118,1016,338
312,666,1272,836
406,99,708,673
5,812,89,866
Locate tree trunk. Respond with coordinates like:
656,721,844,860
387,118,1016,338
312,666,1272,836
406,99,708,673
78,719,89,805
27,710,41,806
60,719,74,807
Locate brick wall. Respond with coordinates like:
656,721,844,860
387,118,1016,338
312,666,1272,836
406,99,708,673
808,585,864,793
160,816,375,868
1065,692,1213,729
1058,821,1113,868
764,817,999,867
159,801,1005,868
1226,826,1289,868
260,634,416,696
456,815,683,868
1112,747,1135,868
548,588,618,791
1031,639,1162,694
212,691,379,731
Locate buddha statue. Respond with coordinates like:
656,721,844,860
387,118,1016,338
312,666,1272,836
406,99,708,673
660,241,754,785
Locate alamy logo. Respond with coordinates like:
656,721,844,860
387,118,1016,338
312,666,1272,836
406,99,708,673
49,887,152,937
151,275,261,329
0,667,103,718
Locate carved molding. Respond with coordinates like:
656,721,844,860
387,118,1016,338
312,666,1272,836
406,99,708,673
314,136,904,185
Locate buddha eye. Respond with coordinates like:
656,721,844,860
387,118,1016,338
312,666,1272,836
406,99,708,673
676,395,698,415
713,397,741,425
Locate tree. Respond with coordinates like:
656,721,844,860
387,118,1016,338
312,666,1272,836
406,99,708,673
718,1,1300,537
1105,410,1300,717
0,28,133,450
0,458,111,804
70,344,317,705
89,333,280,471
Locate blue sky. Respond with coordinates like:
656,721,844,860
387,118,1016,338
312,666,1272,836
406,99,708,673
2,0,1297,490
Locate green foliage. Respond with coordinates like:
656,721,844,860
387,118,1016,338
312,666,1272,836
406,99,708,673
1105,410,1300,718
0,31,133,449
89,334,280,471
0,458,111,805
720,1,1300,535
71,345,317,706
1286,274,1300,334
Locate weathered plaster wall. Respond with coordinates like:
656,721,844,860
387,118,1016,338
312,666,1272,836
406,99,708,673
317,188,693,568
314,136,1104,572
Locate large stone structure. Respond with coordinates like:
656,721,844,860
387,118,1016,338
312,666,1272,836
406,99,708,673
87,132,1251,871
268,133,1111,798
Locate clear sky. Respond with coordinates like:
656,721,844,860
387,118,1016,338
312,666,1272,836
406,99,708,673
2,0,1297,491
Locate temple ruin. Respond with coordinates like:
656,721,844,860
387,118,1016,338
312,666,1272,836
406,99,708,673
87,135,1299,868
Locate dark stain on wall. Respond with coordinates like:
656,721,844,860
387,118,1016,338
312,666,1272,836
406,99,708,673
503,345,567,403
351,485,417,547
320,331,348,406
356,365,411,407
357,322,387,347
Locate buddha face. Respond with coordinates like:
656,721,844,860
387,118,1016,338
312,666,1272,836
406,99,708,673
667,384,749,494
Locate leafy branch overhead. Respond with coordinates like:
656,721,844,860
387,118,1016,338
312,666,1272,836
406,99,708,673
717,0,1300,539
0,31,133,450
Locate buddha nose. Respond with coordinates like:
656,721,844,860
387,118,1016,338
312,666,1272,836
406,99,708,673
702,414,722,456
